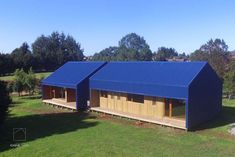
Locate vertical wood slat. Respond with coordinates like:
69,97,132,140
65,89,68,102
169,99,173,117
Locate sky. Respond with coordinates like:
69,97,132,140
0,0,235,55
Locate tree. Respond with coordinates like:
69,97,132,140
91,33,152,61
11,42,33,70
190,39,230,79
224,61,235,99
92,46,118,61
24,67,36,95
32,32,84,71
0,81,11,125
0,53,14,76
12,68,37,96
31,35,50,70
117,33,152,61
12,69,26,96
153,47,178,61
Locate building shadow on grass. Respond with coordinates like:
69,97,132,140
21,95,42,100
10,100,23,106
0,112,98,153
193,106,235,131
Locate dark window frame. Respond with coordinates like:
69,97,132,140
127,94,144,103
110,92,114,99
100,91,108,98
152,97,157,105
117,93,121,100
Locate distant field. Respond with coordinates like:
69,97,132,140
0,72,51,81
0,96,235,157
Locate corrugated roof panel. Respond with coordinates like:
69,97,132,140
90,61,207,99
41,61,106,88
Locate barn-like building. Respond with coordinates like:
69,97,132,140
41,61,106,110
89,62,222,130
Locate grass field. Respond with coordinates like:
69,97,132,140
0,96,235,157
0,72,51,81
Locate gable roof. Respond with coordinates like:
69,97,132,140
90,61,208,99
41,61,106,88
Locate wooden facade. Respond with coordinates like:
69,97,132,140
42,85,76,103
90,89,185,120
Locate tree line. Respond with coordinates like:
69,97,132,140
0,32,84,76
91,33,188,61
0,31,234,97
90,33,235,98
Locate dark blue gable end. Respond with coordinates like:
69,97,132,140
76,62,107,110
187,63,222,129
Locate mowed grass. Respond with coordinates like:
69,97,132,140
0,72,51,81
0,96,235,157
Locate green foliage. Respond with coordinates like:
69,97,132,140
32,32,84,71
13,69,26,96
12,68,37,96
190,39,230,79
92,46,118,61
11,42,33,70
0,32,84,76
224,61,235,99
24,67,37,95
92,33,152,61
153,47,178,61
0,72,51,82
117,33,152,61
0,81,11,125
0,53,14,76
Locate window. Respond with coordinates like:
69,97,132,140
127,94,144,103
117,93,121,100
100,91,108,98
127,94,132,101
132,94,144,103
153,97,164,105
111,92,114,99
152,97,157,105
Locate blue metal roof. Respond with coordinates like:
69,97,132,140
41,61,106,88
90,61,207,99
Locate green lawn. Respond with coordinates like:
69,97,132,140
1,96,235,157
0,72,51,81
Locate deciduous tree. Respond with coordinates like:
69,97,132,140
153,47,178,61
224,61,235,99
190,39,230,79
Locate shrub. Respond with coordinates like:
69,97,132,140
12,68,37,96
0,81,11,125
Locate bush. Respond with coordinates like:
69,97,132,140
12,69,26,96
0,81,11,125
223,61,235,99
24,68,36,95
12,68,37,96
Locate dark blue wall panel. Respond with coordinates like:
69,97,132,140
187,63,222,129
76,62,107,110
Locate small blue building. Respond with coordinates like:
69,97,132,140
89,61,222,130
41,61,106,110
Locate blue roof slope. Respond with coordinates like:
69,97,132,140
90,61,207,99
41,61,106,88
